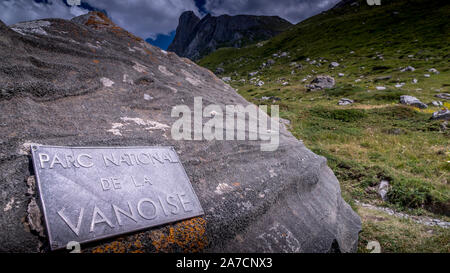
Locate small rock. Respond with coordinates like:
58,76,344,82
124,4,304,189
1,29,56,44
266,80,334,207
338,73,345,77
378,180,390,201
261,96,280,101
431,101,443,107
435,93,450,100
222,77,231,82
441,121,448,130
431,109,450,120
376,86,386,90
400,66,415,72
329,62,339,68
215,67,225,74
400,95,428,109
338,98,354,106
256,80,264,87
249,71,258,77
412,78,418,84
424,74,431,78
267,59,275,66
428,68,439,74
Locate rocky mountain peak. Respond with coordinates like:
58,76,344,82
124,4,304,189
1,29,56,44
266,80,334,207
168,12,293,60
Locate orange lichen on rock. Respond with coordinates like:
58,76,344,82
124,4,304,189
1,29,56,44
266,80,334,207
85,11,114,29
91,234,144,253
83,11,143,43
150,217,208,253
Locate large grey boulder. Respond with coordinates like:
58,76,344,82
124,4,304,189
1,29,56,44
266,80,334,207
307,75,336,91
0,13,360,253
399,95,427,109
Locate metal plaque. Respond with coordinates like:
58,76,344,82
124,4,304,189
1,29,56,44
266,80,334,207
31,145,204,250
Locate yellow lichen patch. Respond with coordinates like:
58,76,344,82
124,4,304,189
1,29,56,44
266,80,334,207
150,217,208,253
92,59,99,64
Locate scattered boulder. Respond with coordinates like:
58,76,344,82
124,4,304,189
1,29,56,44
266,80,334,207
376,86,386,90
249,71,259,77
215,67,225,74
338,73,345,77
261,96,281,101
267,59,276,66
338,98,354,106
400,66,415,72
431,101,443,107
424,74,431,78
431,109,450,120
329,62,339,68
435,93,450,100
291,62,303,70
256,80,265,87
222,77,231,82
306,75,335,91
428,68,439,74
378,180,390,201
412,78,418,84
399,95,428,109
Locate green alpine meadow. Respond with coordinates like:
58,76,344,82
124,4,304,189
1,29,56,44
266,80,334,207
198,0,450,252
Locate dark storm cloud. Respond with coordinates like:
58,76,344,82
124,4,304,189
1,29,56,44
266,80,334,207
0,0,341,42
0,0,88,25
79,0,200,39
204,0,341,23
0,0,199,39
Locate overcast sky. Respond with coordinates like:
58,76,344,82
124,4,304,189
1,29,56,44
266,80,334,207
0,0,340,48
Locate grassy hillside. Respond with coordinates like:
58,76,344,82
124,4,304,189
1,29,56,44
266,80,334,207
198,0,450,252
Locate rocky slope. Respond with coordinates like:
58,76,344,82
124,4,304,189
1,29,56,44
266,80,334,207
168,11,292,60
0,11,360,253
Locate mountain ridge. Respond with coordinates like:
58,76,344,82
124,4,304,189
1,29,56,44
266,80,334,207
168,11,292,60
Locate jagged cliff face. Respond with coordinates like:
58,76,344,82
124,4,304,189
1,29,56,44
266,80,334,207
0,11,360,253
168,11,293,60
